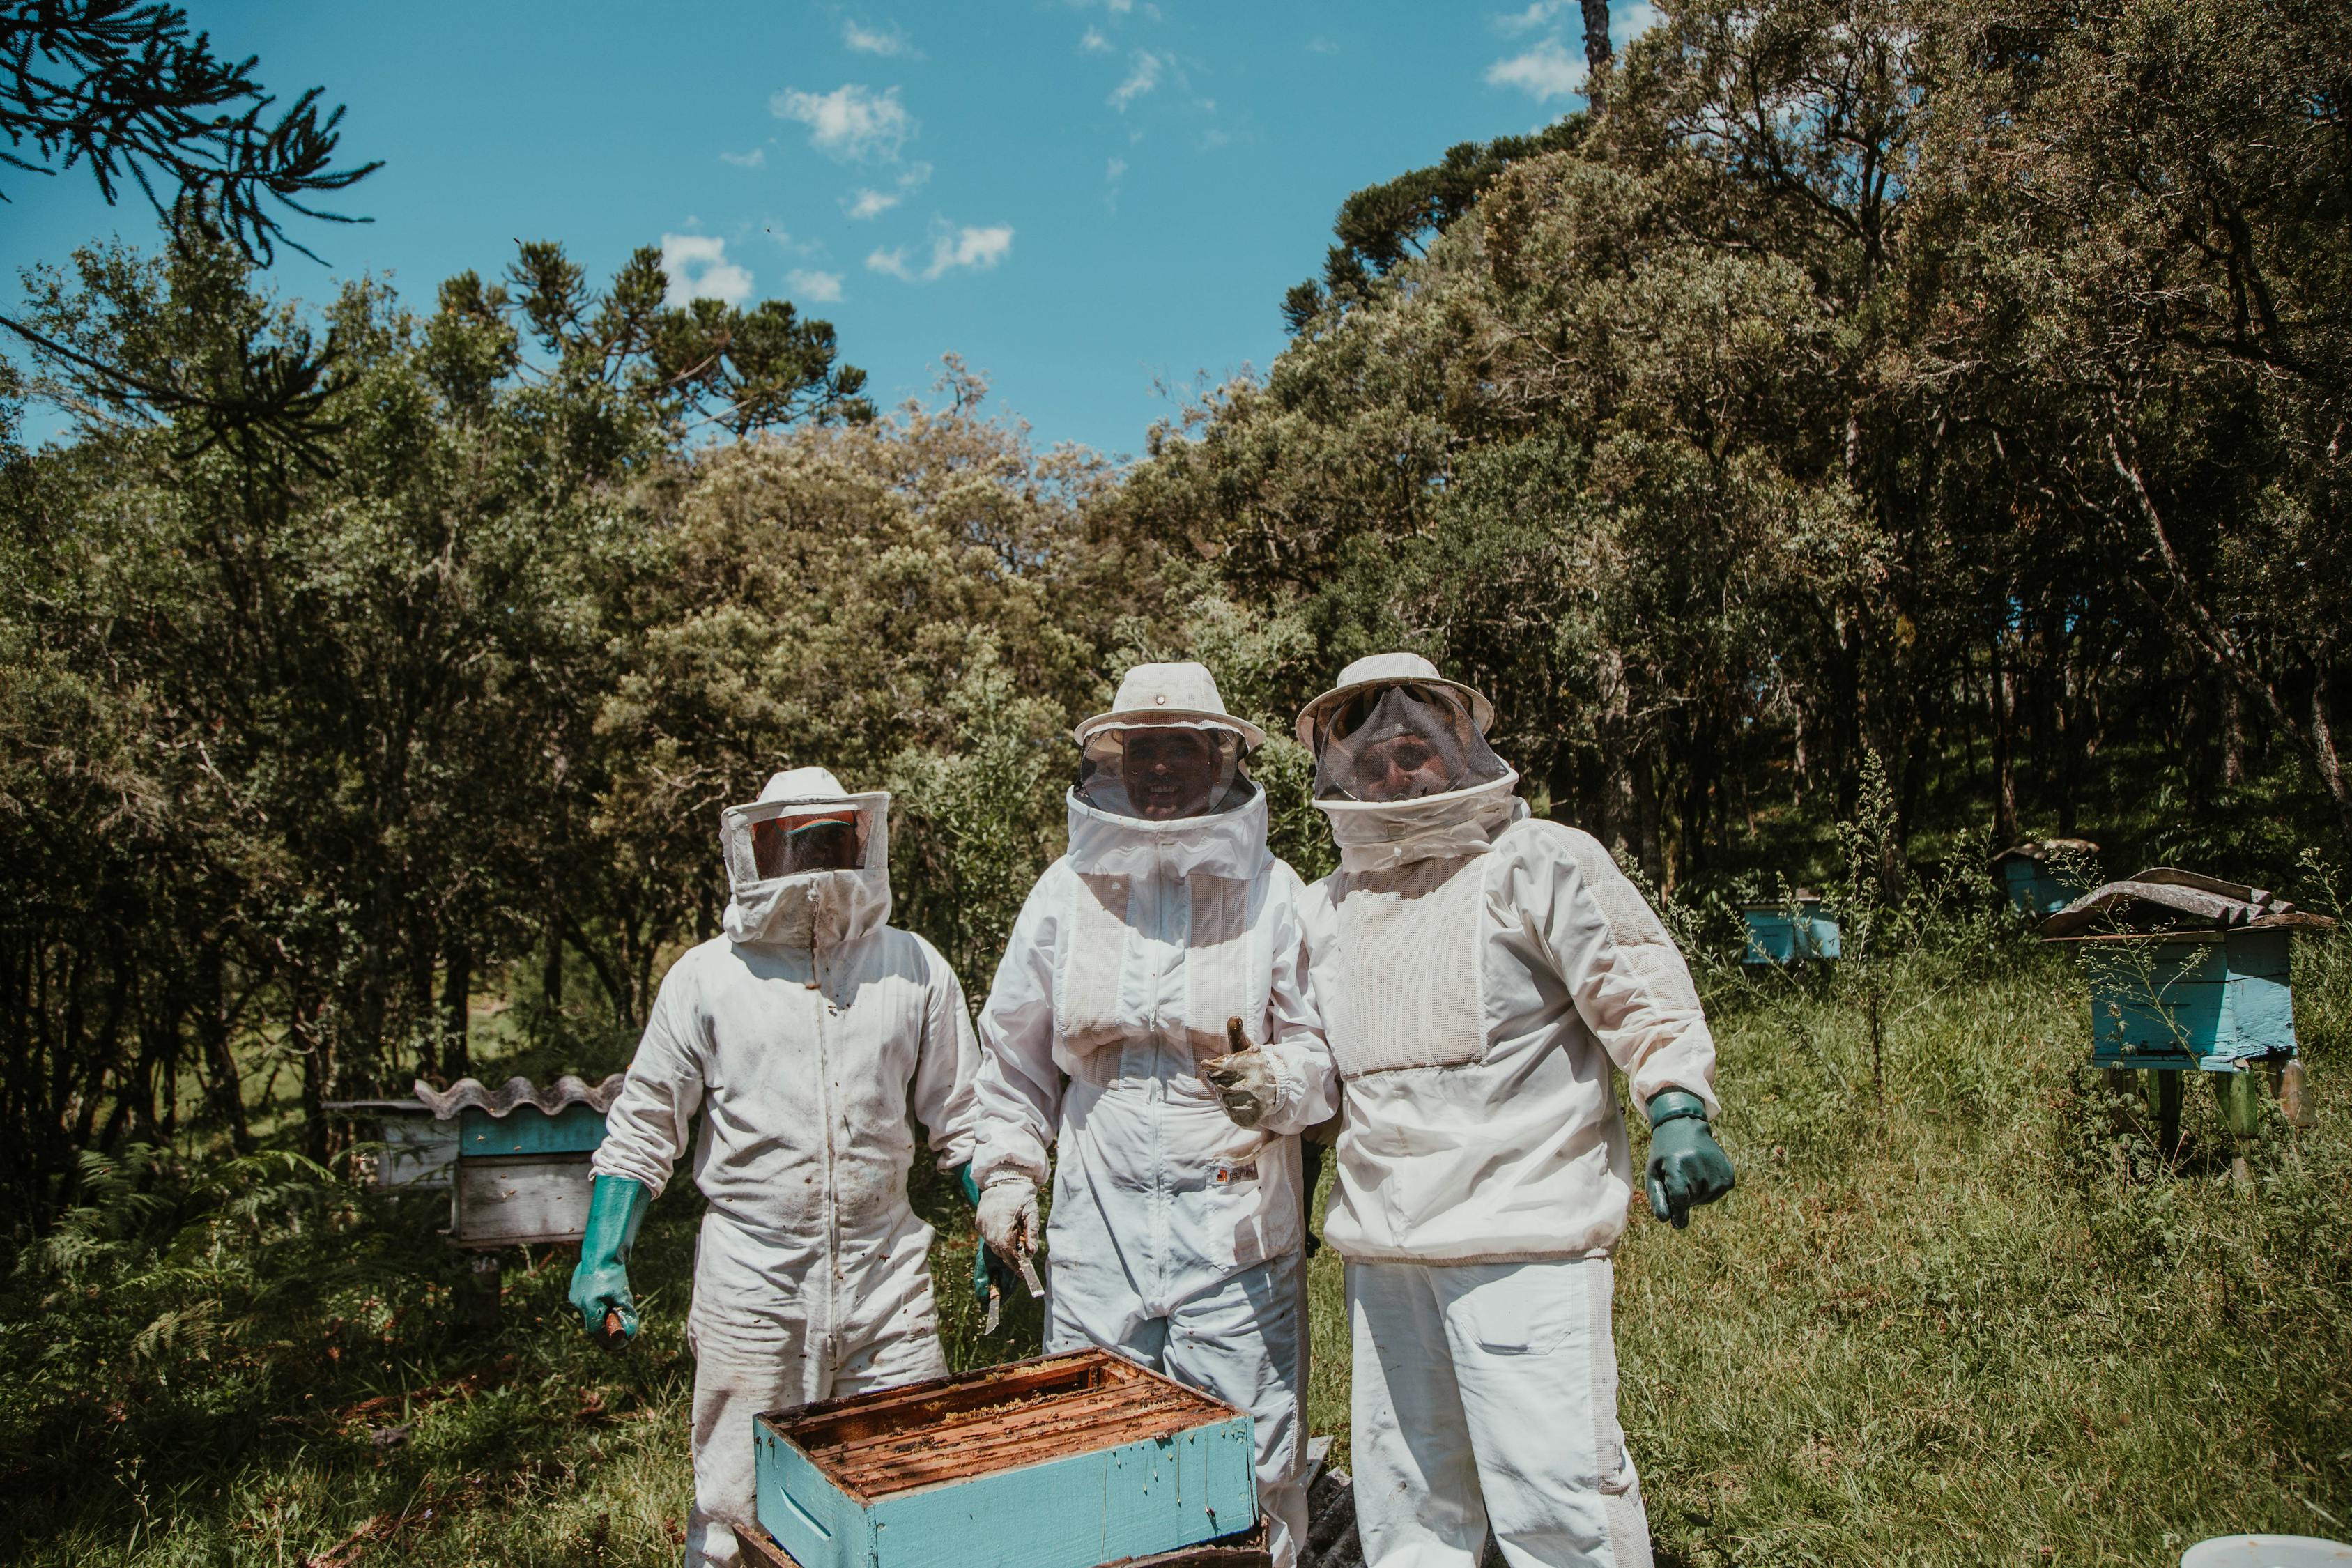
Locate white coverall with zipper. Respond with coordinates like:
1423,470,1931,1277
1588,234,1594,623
1293,772,1722,1568
592,774,980,1568
969,783,1327,1567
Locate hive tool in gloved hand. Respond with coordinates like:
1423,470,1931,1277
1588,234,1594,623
976,1175,1045,1322
962,1164,1022,1334
1645,1089,1736,1227
570,1174,651,1351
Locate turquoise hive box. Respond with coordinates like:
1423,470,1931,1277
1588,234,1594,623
1992,838,2101,918
2040,868,2330,1142
410,1075,624,1249
753,1349,1260,1568
1741,896,1842,965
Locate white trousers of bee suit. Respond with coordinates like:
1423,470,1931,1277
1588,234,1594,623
1049,1247,1309,1566
1347,1256,1654,1568
682,1212,948,1567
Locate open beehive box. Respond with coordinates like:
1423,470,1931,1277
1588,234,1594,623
752,1348,1260,1568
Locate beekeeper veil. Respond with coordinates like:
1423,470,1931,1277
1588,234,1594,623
718,766,893,948
1070,661,1268,822
1298,654,1524,871
1307,681,1508,803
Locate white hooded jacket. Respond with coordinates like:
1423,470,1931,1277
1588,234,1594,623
592,769,979,1319
970,782,1327,1302
1295,775,1721,1263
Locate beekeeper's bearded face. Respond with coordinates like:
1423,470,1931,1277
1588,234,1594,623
1076,722,1246,821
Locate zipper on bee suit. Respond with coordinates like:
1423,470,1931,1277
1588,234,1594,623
1148,843,1174,1310
809,888,840,1400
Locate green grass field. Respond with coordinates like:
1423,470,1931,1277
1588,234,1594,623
4,930,2348,1566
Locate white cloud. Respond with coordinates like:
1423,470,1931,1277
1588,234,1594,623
719,146,766,168
1495,1,1565,32
771,83,915,162
787,268,845,303
1613,1,1662,44
1079,26,1113,52
1306,36,1340,54
1107,156,1128,180
866,224,1015,283
843,159,931,220
936,225,1013,272
659,234,754,307
1485,37,1587,100
1109,50,1164,110
843,20,911,55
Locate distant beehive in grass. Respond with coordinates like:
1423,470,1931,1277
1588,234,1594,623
750,1349,1263,1568
1742,893,1842,966
2040,869,2329,1139
417,1075,623,1248
1991,838,2101,917
331,1075,623,1247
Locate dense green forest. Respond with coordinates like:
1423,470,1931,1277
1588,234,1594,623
5,0,2346,1220
2,0,2349,1559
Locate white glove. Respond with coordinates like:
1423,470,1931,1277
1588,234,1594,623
976,1178,1040,1259
1201,1050,1278,1129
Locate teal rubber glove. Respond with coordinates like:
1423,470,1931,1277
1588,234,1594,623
1645,1091,1735,1229
956,1163,981,1207
569,1175,650,1348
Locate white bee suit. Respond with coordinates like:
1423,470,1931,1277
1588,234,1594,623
1297,774,1721,1568
970,783,1326,1567
592,769,981,1568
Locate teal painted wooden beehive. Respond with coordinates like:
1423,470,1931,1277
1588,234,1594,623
755,1349,1259,1568
1742,895,1842,965
1992,838,2100,918
410,1075,624,1249
2041,868,2334,1077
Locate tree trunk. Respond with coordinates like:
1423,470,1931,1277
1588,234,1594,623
541,911,564,1010
194,945,254,1154
1581,0,1613,86
293,991,333,1165
440,933,472,1082
2222,680,2245,789
1990,634,2018,845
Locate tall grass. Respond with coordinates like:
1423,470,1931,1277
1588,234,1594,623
4,916,2347,1564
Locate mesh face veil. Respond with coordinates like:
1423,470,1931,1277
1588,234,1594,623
1075,722,1250,820
1310,682,1510,803
750,810,862,876
721,798,883,887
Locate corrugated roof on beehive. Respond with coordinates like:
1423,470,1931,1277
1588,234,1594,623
2039,868,2337,940
1740,888,1822,911
1991,838,2099,867
411,1073,627,1119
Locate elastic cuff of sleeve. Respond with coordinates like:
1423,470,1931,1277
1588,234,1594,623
982,1171,1038,1192
1646,1089,1711,1128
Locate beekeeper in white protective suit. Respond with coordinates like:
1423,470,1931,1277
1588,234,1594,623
968,662,1328,1568
572,767,981,1568
1219,653,1736,1568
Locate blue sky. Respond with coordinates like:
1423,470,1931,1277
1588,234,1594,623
4,1,1640,459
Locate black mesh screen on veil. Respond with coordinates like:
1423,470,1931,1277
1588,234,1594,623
1075,723,1251,820
1310,682,1509,802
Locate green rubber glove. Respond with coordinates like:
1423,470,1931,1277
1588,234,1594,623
956,1163,981,1207
1645,1091,1735,1229
569,1176,650,1347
